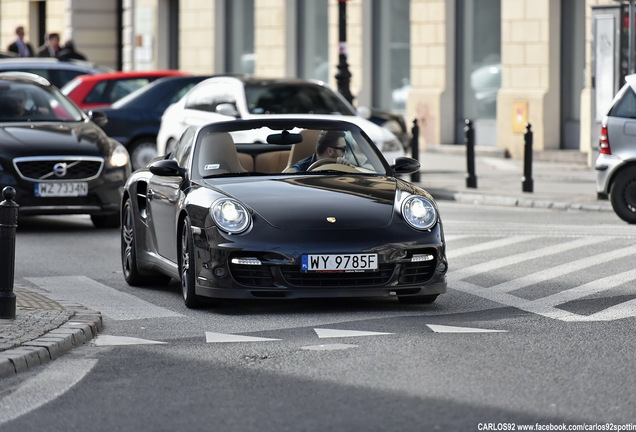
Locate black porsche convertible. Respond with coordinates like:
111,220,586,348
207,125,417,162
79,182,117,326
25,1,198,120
121,117,447,308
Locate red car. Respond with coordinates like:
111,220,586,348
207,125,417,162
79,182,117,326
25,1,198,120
61,70,189,110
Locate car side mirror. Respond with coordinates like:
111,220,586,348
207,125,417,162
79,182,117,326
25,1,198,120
216,103,240,118
391,157,420,175
88,110,108,127
149,159,186,177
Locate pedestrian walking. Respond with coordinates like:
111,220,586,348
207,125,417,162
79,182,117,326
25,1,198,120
37,33,61,57
7,26,34,57
57,40,87,61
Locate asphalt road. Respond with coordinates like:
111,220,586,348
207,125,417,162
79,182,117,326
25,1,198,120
2,203,635,432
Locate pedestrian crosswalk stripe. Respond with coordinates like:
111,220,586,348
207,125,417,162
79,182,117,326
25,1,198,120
488,244,636,294
541,268,636,307
448,235,533,259
205,332,281,343
314,328,393,338
452,236,607,280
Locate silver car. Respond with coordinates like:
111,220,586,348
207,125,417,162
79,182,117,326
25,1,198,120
595,74,636,224
0,57,111,88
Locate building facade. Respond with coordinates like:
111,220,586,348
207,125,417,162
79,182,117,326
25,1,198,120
0,0,629,163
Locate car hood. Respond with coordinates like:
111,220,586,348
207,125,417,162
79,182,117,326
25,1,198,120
204,175,398,229
0,123,112,157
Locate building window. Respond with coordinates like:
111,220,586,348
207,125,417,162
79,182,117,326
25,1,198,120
226,0,255,74
561,0,585,149
371,0,410,112
297,0,329,83
456,0,501,144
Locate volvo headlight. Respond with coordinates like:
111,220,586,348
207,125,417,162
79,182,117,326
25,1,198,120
211,198,251,234
380,135,403,153
401,196,437,230
108,143,130,168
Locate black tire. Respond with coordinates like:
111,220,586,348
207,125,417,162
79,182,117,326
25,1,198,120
398,294,438,305
129,139,158,171
121,199,171,286
91,212,120,229
609,169,636,224
180,217,202,308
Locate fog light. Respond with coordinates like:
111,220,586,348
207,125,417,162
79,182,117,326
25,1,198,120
213,267,228,278
437,262,448,274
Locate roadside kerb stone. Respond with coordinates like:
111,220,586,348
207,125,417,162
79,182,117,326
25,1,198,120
0,308,102,378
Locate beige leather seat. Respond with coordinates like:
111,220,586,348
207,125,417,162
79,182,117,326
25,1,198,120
237,152,254,171
255,150,290,172
197,132,246,176
283,129,321,172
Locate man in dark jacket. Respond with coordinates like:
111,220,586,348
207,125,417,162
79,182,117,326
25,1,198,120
57,40,87,61
7,26,34,57
37,33,61,57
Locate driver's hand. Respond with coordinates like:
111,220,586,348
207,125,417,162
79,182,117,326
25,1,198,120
336,157,350,166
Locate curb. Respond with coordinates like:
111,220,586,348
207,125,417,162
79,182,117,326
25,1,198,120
427,189,614,213
0,303,102,378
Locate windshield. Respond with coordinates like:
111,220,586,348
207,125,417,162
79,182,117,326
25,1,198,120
0,81,84,122
189,120,388,180
244,82,356,116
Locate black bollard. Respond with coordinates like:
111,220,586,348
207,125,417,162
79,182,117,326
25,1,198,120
522,123,534,193
464,119,477,188
0,186,18,320
410,118,420,183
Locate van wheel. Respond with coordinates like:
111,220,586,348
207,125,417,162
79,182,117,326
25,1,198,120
610,170,636,224
129,139,158,171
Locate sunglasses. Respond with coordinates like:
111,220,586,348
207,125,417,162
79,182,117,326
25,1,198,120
330,146,346,152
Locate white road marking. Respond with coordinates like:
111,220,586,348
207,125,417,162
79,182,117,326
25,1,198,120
93,335,167,346
447,235,534,259
301,344,358,351
451,236,608,280
426,324,507,333
578,297,636,322
0,359,97,425
205,332,281,343
25,275,183,320
488,244,636,294
314,328,393,338
445,232,636,322
541,269,636,307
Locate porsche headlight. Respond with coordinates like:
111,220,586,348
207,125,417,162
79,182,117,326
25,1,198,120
211,198,251,234
401,196,437,230
108,143,130,168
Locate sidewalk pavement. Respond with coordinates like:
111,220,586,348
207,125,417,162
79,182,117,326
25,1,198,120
0,145,615,378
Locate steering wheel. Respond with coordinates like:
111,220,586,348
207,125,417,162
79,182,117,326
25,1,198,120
307,158,338,171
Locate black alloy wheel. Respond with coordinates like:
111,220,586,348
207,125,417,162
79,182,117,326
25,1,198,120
121,199,171,286
121,199,145,285
180,216,202,308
